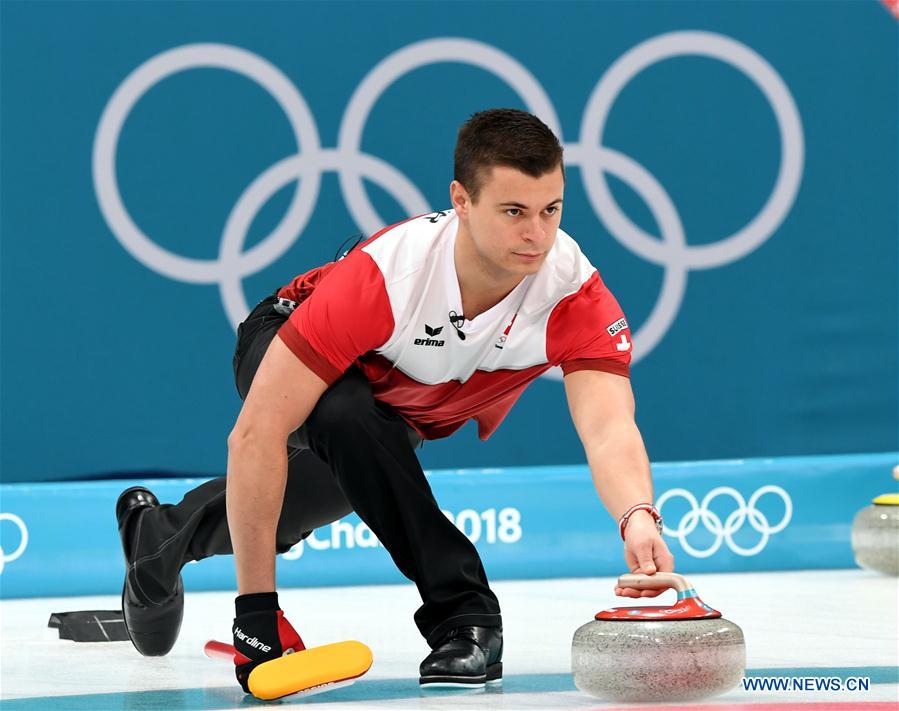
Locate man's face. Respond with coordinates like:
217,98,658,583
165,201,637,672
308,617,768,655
453,164,564,278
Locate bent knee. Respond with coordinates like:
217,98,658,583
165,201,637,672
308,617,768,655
306,369,376,432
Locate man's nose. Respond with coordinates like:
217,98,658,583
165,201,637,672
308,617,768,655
522,216,545,242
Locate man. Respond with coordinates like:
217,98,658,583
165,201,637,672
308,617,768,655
116,108,674,695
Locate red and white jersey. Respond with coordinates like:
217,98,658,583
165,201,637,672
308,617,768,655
277,209,631,441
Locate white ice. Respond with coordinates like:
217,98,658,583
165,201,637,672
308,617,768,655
1,570,897,709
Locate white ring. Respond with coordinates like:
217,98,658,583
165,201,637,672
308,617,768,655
93,43,322,283
748,484,793,533
0,513,29,575
338,38,561,231
579,30,804,270
556,144,688,371
218,149,430,328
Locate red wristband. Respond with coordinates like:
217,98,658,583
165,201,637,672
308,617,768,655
618,503,663,541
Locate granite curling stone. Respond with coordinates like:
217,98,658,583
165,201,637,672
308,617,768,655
571,572,745,702
851,486,899,576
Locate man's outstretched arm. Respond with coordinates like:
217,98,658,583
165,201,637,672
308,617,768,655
226,334,329,594
563,368,674,597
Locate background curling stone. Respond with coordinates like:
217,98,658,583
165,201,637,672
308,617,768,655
851,486,899,576
571,572,745,703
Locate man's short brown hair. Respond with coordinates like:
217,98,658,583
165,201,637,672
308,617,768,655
454,108,564,202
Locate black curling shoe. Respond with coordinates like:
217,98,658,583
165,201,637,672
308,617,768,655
116,486,184,656
419,626,503,688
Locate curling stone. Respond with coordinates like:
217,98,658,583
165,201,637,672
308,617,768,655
571,572,745,702
851,484,899,576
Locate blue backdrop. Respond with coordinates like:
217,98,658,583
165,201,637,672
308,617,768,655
1,1,896,482
2,454,896,598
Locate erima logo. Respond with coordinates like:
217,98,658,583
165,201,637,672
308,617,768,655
234,627,272,653
606,318,629,336
414,324,445,347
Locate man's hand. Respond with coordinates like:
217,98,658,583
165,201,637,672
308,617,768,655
232,593,305,695
614,510,675,598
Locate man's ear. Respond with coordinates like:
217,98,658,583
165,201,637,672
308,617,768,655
450,180,470,217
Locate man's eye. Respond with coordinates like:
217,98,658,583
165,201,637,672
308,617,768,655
506,209,521,217
545,206,558,215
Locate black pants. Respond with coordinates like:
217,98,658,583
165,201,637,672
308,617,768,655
128,294,501,646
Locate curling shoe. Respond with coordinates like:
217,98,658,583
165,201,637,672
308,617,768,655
117,486,184,656
419,625,503,688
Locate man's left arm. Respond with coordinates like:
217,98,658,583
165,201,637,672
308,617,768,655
563,368,675,597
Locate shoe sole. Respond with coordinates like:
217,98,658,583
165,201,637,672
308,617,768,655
419,662,502,688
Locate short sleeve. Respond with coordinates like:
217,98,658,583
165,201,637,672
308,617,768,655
546,271,631,378
277,251,394,384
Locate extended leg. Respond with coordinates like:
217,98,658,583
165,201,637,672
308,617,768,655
122,449,352,604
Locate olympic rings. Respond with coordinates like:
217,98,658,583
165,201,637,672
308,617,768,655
656,485,793,558
92,33,804,369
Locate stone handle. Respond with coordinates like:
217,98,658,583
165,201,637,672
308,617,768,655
617,571,693,593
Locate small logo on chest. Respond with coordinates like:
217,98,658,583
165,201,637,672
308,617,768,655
494,314,519,350
414,324,445,347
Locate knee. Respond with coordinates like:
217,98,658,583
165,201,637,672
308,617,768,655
306,369,376,435
275,526,307,555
